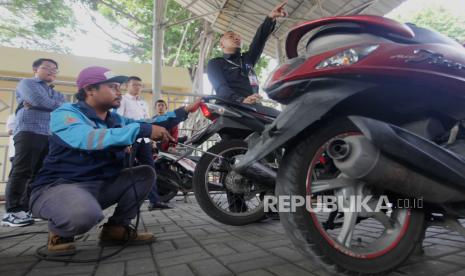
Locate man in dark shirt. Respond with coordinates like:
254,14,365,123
207,1,288,104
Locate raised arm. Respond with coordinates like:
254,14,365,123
246,1,288,65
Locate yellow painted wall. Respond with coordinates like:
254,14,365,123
0,46,193,93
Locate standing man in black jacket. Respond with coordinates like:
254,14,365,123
207,1,288,104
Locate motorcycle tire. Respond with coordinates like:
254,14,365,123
193,139,267,226
276,118,425,275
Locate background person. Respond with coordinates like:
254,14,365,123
2,58,65,227
116,77,171,210
207,1,288,104
6,114,16,163
148,98,201,210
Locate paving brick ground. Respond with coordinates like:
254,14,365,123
1,195,465,276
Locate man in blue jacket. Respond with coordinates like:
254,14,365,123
29,66,181,256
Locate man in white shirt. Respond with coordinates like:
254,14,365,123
117,76,150,121
6,114,16,162
117,76,171,209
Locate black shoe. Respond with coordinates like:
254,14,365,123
148,202,173,211
266,212,280,220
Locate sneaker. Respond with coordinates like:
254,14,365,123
1,211,34,227
148,202,173,211
47,232,76,256
266,211,280,220
99,223,156,246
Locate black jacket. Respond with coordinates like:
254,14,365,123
207,17,276,103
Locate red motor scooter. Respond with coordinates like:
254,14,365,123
235,15,465,275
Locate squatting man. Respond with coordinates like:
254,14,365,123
29,66,199,255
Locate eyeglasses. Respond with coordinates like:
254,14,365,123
39,66,59,74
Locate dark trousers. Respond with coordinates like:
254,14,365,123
5,131,49,212
30,165,155,238
132,141,160,204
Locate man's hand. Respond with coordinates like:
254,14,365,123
151,125,174,143
124,146,132,154
23,102,32,110
242,94,263,104
269,1,288,20
167,147,178,154
184,98,202,113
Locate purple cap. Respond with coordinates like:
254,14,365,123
76,66,128,90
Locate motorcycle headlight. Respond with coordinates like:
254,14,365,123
316,44,379,69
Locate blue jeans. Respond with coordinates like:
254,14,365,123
29,165,155,238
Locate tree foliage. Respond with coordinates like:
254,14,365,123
91,0,268,77
391,6,465,43
0,0,270,78
0,0,79,52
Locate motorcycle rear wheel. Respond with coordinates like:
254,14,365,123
276,118,425,275
193,139,267,226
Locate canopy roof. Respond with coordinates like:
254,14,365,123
174,0,405,58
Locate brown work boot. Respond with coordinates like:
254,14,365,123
99,223,156,246
47,232,76,256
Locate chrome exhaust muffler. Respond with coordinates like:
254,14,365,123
328,136,465,203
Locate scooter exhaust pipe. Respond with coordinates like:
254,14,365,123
233,158,276,187
329,136,465,203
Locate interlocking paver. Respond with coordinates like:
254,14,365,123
126,258,157,275
152,240,176,254
226,256,287,273
94,262,125,276
224,240,261,253
268,246,306,262
189,259,233,276
203,243,237,256
398,260,460,275
159,264,194,276
1,197,465,276
266,263,316,276
236,269,274,276
448,268,465,276
172,237,198,249
218,250,270,265
27,264,96,276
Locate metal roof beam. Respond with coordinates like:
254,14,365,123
339,0,377,15
185,0,202,9
221,9,309,21
163,10,220,28
211,0,229,26
227,0,247,30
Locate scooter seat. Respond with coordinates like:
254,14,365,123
250,104,280,118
